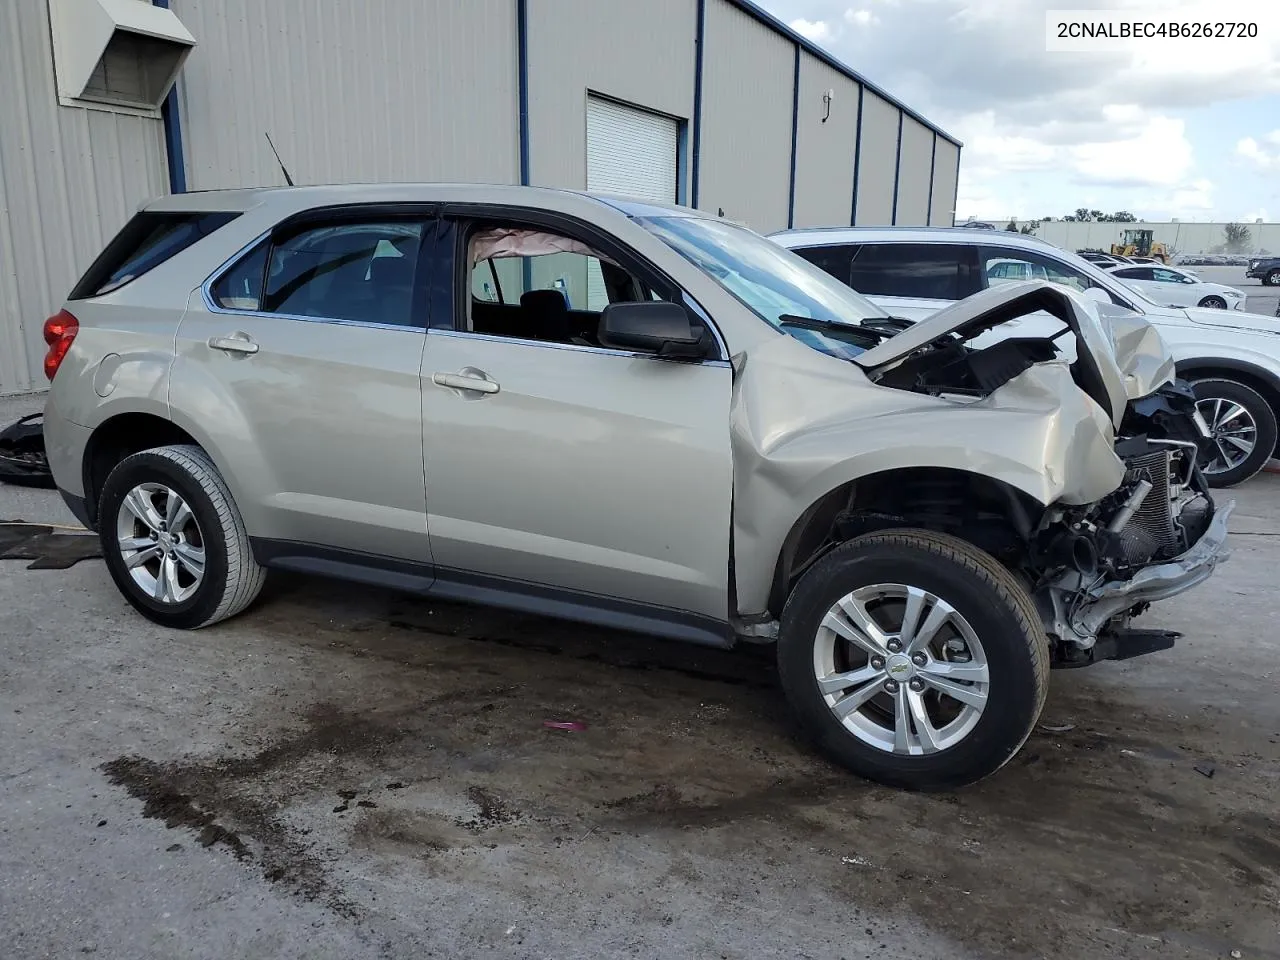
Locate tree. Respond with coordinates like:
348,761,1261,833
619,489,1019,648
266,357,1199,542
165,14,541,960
1018,220,1041,235
1006,219,1019,232
1111,211,1137,222
1075,207,1092,221
1224,222,1252,254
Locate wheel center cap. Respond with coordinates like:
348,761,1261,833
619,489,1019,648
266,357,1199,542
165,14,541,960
885,653,914,679
158,532,174,549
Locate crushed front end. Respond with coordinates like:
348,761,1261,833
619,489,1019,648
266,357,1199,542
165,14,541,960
1033,415,1232,666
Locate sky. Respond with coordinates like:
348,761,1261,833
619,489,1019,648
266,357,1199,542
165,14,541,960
755,0,1280,223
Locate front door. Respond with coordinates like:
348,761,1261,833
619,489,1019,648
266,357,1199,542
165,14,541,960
172,211,435,562
418,211,734,620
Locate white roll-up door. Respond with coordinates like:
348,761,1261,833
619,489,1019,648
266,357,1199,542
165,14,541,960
585,96,679,308
586,95,679,202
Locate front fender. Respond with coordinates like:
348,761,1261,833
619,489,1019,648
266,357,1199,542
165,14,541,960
730,336,1125,615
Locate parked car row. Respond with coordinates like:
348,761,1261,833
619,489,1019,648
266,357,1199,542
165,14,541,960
1176,253,1260,267
40,186,1237,791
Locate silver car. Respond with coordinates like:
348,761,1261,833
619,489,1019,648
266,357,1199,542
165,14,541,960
41,184,1231,790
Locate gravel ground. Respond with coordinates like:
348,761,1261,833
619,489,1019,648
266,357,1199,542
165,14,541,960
1,390,1279,960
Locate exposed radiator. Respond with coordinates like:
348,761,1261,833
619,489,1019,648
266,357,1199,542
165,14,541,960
1118,450,1180,565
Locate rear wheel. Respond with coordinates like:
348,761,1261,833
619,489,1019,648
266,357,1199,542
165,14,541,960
98,444,265,629
1190,378,1277,488
1266,269,1280,286
777,529,1048,791
1197,296,1227,309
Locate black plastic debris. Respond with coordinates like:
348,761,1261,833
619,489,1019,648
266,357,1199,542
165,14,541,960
1193,761,1216,779
0,414,54,488
0,522,101,569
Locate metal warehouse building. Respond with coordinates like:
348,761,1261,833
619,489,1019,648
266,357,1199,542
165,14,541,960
0,0,961,395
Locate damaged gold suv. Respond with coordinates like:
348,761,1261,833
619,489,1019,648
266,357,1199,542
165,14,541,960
41,185,1231,789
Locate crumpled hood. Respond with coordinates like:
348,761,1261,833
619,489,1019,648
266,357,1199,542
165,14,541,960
853,280,1131,425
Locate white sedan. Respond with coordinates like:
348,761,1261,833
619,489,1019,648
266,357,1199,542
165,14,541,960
1104,263,1246,310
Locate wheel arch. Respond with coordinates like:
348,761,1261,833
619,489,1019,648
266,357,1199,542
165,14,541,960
764,466,1047,618
82,413,201,526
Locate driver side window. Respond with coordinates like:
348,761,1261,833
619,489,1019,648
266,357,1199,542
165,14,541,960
457,220,679,350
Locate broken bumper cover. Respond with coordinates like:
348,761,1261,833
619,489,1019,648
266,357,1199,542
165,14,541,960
1071,498,1234,639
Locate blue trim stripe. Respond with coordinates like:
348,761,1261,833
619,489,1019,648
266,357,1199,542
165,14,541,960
890,111,903,226
724,0,961,147
152,0,186,193
850,85,863,225
926,132,937,226
517,0,530,186
787,44,800,228
691,0,706,208
676,122,689,205
953,147,962,226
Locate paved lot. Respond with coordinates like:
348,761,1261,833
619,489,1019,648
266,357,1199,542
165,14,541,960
2,391,1279,960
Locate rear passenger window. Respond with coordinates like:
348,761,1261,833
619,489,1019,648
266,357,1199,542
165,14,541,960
847,244,972,300
255,221,427,327
790,245,856,285
70,211,241,299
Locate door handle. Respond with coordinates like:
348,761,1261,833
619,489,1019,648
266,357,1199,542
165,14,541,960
432,372,500,395
209,335,259,355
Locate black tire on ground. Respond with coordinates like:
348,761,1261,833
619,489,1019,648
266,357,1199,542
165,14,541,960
98,444,266,629
1190,378,1278,488
1266,269,1280,286
776,528,1049,791
1197,296,1227,309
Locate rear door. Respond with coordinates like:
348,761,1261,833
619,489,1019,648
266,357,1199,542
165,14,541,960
172,207,435,562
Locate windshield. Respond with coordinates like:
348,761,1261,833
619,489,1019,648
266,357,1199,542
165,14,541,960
638,216,890,330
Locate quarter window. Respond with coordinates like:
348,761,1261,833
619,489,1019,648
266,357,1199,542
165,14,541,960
847,244,974,300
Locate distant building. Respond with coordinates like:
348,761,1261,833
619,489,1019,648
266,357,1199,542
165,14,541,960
997,220,1280,256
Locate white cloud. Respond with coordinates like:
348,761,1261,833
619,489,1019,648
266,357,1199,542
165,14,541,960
1070,116,1193,187
1240,209,1270,223
844,9,879,27
1237,132,1280,170
789,17,832,41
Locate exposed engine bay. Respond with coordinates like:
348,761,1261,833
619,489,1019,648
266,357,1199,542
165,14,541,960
784,282,1224,665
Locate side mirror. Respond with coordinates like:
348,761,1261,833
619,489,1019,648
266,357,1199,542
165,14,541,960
1083,286,1111,304
598,301,706,359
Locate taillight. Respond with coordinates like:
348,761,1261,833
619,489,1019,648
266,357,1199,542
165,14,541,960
43,309,79,381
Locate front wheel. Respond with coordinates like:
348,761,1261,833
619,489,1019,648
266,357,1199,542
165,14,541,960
777,529,1048,791
1191,378,1277,488
98,444,266,629
1197,296,1227,309
1265,269,1280,286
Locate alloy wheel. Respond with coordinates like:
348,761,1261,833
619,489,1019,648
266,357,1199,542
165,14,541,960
1196,397,1258,476
115,482,206,604
812,583,989,756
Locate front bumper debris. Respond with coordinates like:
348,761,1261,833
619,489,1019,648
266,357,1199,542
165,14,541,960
1069,498,1233,640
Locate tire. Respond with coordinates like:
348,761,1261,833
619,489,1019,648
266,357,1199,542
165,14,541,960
1197,296,1226,310
777,528,1048,791
1265,270,1280,286
1190,378,1277,488
98,444,266,629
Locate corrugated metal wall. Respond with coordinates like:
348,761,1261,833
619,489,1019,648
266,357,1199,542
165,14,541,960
172,0,519,188
526,0,695,192
791,56,859,229
894,116,933,226
853,93,897,226
0,0,169,395
697,0,793,232
930,138,959,227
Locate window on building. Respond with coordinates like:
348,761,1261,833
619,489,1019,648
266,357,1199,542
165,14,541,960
212,220,428,326
847,244,976,300
458,222,678,348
